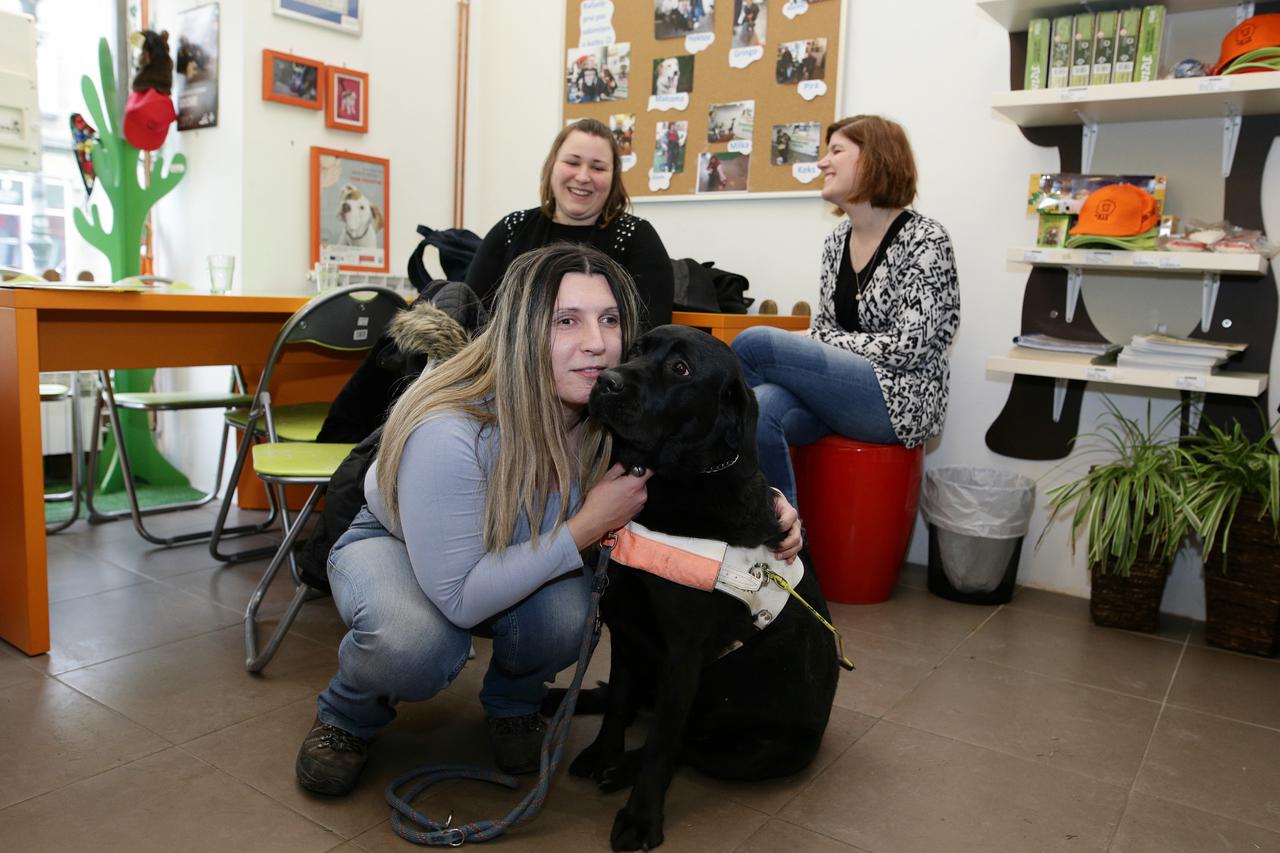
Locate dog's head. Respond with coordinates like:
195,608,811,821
337,184,383,236
589,325,756,475
655,57,680,93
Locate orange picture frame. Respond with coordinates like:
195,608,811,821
262,49,324,110
310,146,390,273
324,66,369,133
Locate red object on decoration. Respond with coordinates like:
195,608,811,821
791,436,924,605
124,89,176,151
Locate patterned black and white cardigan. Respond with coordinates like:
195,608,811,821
808,213,960,448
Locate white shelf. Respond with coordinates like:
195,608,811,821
978,0,1243,32
1008,247,1270,275
987,347,1268,396
991,73,1280,127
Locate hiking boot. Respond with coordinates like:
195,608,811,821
486,713,547,775
295,716,370,796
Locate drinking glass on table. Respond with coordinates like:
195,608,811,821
207,254,235,294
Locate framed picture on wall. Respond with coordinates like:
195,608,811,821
262,49,324,110
273,0,362,36
311,147,389,272
324,66,369,133
172,2,220,130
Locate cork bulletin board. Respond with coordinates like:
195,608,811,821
563,0,846,200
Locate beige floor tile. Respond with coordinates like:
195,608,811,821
831,628,945,718
1007,587,1194,644
1167,644,1280,730
159,557,305,618
957,605,1182,701
779,721,1126,852
45,539,147,603
0,643,43,690
829,586,999,653
34,581,240,675
734,818,868,852
895,562,928,591
886,656,1160,786
1110,791,1280,853
0,677,169,809
58,625,337,743
0,747,337,852
59,530,221,579
1135,706,1280,832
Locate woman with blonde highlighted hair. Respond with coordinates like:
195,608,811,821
296,243,653,797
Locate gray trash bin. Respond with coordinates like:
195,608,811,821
919,466,1036,605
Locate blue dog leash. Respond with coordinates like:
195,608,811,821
384,539,614,846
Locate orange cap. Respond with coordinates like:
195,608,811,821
1213,14,1280,74
1069,184,1159,237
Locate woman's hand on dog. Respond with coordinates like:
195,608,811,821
569,463,653,550
772,491,803,563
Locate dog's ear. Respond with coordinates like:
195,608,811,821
372,206,384,230
720,374,753,451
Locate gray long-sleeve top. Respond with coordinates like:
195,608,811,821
364,411,585,629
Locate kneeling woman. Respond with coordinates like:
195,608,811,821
732,115,960,508
296,244,654,796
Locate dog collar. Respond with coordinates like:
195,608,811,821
346,219,373,241
700,453,740,474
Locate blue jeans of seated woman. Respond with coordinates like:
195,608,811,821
317,508,591,739
731,326,897,510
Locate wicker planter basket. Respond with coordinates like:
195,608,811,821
1204,498,1280,657
1090,549,1169,633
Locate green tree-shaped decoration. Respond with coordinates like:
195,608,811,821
74,37,191,493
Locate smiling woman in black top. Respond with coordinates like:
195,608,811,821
466,118,674,330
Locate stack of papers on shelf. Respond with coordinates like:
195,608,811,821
1117,333,1248,374
1013,333,1121,357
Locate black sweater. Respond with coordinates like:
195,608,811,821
465,207,675,330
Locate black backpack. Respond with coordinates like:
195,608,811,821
671,258,753,314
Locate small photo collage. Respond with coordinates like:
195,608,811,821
654,0,716,40
654,121,688,173
769,121,820,165
776,37,827,84
566,43,631,104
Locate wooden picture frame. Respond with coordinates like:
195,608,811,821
310,146,389,273
324,66,369,133
262,49,324,110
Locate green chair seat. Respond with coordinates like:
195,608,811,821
252,442,355,479
39,383,71,401
225,401,331,441
114,390,253,410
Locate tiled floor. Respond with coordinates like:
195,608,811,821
3,509,1279,852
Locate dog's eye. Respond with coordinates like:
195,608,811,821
670,360,690,377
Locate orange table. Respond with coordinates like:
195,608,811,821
0,287,325,655
671,311,809,344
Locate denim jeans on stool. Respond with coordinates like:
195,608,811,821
731,326,897,509
316,508,591,739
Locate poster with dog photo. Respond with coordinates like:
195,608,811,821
325,67,368,132
706,100,753,143
653,121,688,173
311,147,389,272
172,2,219,130
769,121,819,164
566,43,630,104
696,150,749,193
654,0,715,40
775,37,826,84
651,54,695,95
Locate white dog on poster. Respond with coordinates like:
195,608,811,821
335,184,383,248
654,57,681,94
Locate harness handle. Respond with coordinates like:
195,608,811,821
762,566,856,671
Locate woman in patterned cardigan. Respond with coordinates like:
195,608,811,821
731,115,960,508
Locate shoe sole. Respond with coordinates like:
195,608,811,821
295,755,358,797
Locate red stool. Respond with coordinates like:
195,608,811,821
791,436,924,604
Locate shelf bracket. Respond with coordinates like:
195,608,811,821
1222,105,1242,178
1065,266,1083,323
1076,114,1099,173
1052,378,1067,424
1237,2,1255,25
1201,271,1221,332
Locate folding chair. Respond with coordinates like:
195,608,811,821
41,376,83,534
214,285,405,670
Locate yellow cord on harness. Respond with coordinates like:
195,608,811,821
763,568,856,671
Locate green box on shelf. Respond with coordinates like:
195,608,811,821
1136,4,1166,83
1112,8,1143,84
1049,16,1073,88
1024,17,1050,90
1036,214,1072,248
1070,12,1095,87
1090,11,1118,85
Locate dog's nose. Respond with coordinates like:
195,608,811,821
595,369,625,395
340,203,349,214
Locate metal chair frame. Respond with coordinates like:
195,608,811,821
42,374,83,534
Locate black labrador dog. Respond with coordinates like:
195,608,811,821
576,325,839,851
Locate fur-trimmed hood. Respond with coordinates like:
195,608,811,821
388,298,470,363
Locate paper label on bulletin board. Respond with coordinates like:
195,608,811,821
648,169,673,192
728,139,752,154
728,46,763,68
685,32,715,54
792,163,820,183
782,0,810,19
797,80,827,101
649,93,689,111
620,153,637,172
579,0,615,47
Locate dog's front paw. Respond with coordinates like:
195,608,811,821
569,741,617,780
611,806,664,851
596,749,643,793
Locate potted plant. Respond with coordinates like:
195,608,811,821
1042,400,1194,632
1181,418,1280,656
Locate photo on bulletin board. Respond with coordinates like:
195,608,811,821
325,66,369,132
654,121,688,172
273,0,362,37
652,54,695,95
732,0,766,47
609,113,636,155
172,2,219,130
261,49,323,110
707,100,753,143
311,147,389,272
769,121,819,164
775,37,826,84
696,150,749,193
654,0,715,40
566,43,631,103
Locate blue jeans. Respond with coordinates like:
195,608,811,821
732,326,897,510
316,509,591,739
